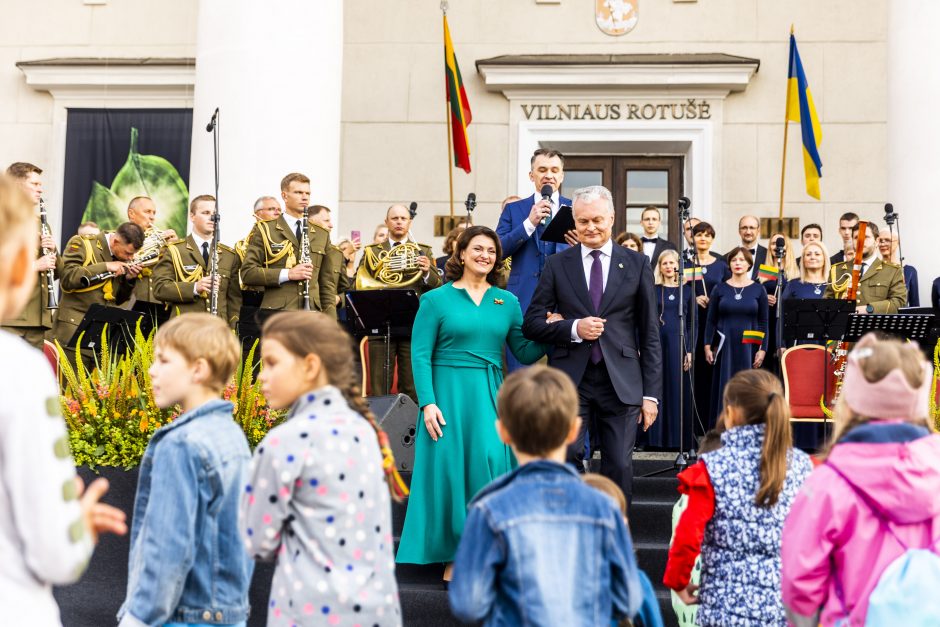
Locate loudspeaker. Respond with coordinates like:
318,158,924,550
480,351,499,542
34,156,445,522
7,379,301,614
367,394,418,472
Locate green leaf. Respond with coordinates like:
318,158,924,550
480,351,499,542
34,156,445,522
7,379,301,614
82,182,125,230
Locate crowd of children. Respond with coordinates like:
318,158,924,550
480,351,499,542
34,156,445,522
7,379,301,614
0,166,938,626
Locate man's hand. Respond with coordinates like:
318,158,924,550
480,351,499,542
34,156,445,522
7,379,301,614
78,477,128,544
124,263,143,279
639,399,658,432
287,263,314,281
105,262,127,276
416,254,431,274
563,229,579,246
423,404,446,442
546,311,564,324
40,234,56,252
35,253,57,272
194,276,213,296
527,199,552,227
160,229,179,243
576,316,606,341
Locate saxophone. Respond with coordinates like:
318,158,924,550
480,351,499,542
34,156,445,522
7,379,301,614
38,197,57,309
299,206,311,310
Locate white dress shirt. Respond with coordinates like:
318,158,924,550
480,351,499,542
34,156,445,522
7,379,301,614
522,190,560,236
278,213,304,284
641,236,657,262
570,239,613,342
191,232,211,296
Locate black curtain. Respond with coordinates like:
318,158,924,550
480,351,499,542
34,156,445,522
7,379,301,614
61,108,192,247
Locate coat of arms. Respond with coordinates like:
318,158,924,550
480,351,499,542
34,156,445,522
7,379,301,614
595,0,638,36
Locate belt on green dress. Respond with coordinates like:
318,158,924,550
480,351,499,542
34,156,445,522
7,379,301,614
431,349,503,408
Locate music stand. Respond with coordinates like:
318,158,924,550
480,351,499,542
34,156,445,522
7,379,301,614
68,304,144,358
345,289,420,395
132,300,170,338
843,313,935,343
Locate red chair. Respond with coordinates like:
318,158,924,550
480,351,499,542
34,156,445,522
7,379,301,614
359,337,399,396
42,340,58,379
781,345,829,421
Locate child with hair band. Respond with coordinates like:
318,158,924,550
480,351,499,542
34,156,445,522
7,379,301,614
583,473,664,627
118,313,252,627
782,334,940,626
663,369,811,626
240,311,405,627
448,365,641,626
0,174,127,625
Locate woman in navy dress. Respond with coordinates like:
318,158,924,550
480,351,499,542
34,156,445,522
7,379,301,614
688,222,730,436
779,240,830,451
704,247,768,426
645,249,693,450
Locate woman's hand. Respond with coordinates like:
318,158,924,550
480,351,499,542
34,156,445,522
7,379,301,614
696,295,709,308
423,404,446,442
704,345,714,365
767,294,777,307
546,311,565,324
683,353,692,371
676,583,700,605
753,349,766,368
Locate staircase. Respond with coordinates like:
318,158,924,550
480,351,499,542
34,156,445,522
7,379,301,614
393,455,682,627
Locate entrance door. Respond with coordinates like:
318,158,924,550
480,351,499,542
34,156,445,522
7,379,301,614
561,156,684,243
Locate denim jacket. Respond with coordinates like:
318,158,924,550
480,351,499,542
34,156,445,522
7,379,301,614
449,460,642,626
117,399,254,627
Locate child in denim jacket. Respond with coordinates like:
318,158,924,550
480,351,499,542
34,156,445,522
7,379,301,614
449,365,642,626
118,314,253,627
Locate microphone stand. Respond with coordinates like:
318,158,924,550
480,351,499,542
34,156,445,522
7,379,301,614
465,193,476,226
774,240,787,368
884,204,904,290
206,108,221,315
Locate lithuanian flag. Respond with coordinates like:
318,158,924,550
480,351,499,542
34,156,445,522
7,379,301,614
683,266,703,281
786,31,823,199
757,264,780,281
742,330,766,345
444,15,472,173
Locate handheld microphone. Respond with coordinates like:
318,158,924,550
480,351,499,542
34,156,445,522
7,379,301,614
205,108,219,133
408,202,418,219
465,192,476,213
539,184,553,225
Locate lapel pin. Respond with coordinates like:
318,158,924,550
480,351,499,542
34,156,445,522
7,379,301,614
494,298,504,305
618,263,623,269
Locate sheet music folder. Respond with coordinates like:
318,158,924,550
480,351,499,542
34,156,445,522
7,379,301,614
540,204,575,244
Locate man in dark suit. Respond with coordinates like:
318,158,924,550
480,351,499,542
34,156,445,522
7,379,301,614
523,185,662,504
497,148,578,371
732,214,767,280
639,205,676,266
830,211,859,265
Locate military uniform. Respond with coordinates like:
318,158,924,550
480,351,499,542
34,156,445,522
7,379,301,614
825,258,908,313
323,243,349,319
151,234,242,328
357,239,441,401
240,215,336,315
52,232,135,349
1,242,62,349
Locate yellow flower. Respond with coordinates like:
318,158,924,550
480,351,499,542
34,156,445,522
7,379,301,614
139,415,148,432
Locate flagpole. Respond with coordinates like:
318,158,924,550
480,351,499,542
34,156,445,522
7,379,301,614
778,24,794,221
443,2,455,219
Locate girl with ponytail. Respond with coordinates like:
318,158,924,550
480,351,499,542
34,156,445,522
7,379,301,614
239,311,404,627
663,369,811,626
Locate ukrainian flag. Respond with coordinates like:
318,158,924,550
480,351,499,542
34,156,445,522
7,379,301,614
787,32,823,199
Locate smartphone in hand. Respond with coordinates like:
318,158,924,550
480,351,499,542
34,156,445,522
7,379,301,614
351,230,361,243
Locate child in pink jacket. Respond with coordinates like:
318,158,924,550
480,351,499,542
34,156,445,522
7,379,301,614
781,334,940,626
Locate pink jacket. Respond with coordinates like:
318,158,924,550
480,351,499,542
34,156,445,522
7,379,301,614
781,425,940,626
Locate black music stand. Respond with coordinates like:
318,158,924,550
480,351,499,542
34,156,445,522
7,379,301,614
132,300,170,338
345,289,420,395
68,304,144,358
843,313,935,343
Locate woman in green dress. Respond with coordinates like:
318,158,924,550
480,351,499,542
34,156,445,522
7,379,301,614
396,225,548,577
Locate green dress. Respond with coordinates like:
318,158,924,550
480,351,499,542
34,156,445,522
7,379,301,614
395,282,547,564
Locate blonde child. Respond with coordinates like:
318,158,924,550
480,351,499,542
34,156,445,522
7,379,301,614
0,173,126,625
663,369,811,626
782,335,940,625
118,313,252,627
240,311,404,626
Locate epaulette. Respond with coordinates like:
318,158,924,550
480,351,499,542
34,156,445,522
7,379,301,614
218,243,236,254
882,260,901,269
79,233,96,240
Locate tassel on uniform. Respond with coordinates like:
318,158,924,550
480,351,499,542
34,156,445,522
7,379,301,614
378,430,410,498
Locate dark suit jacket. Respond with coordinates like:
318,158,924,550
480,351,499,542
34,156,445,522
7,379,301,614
830,249,846,266
496,194,572,314
644,236,677,267
522,243,663,405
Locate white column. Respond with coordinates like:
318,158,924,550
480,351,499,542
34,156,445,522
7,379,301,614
188,0,344,245
887,0,938,306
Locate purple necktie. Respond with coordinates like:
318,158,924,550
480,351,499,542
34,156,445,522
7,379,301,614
589,249,603,364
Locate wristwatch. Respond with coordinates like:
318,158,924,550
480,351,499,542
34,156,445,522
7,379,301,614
865,304,874,314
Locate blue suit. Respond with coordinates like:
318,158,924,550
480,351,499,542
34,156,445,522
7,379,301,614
496,193,571,371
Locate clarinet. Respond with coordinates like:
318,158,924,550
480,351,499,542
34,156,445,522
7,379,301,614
79,250,160,288
38,198,57,309
208,207,221,316
299,206,311,311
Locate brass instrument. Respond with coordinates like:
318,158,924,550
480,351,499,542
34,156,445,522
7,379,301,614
79,249,160,288
299,207,311,310
355,241,425,289
38,197,57,310
133,227,169,267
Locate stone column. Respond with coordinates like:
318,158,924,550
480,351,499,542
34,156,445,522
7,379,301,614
887,0,938,306
188,0,344,245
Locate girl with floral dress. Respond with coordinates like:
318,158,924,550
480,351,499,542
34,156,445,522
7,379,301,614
240,312,406,627
662,369,811,626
